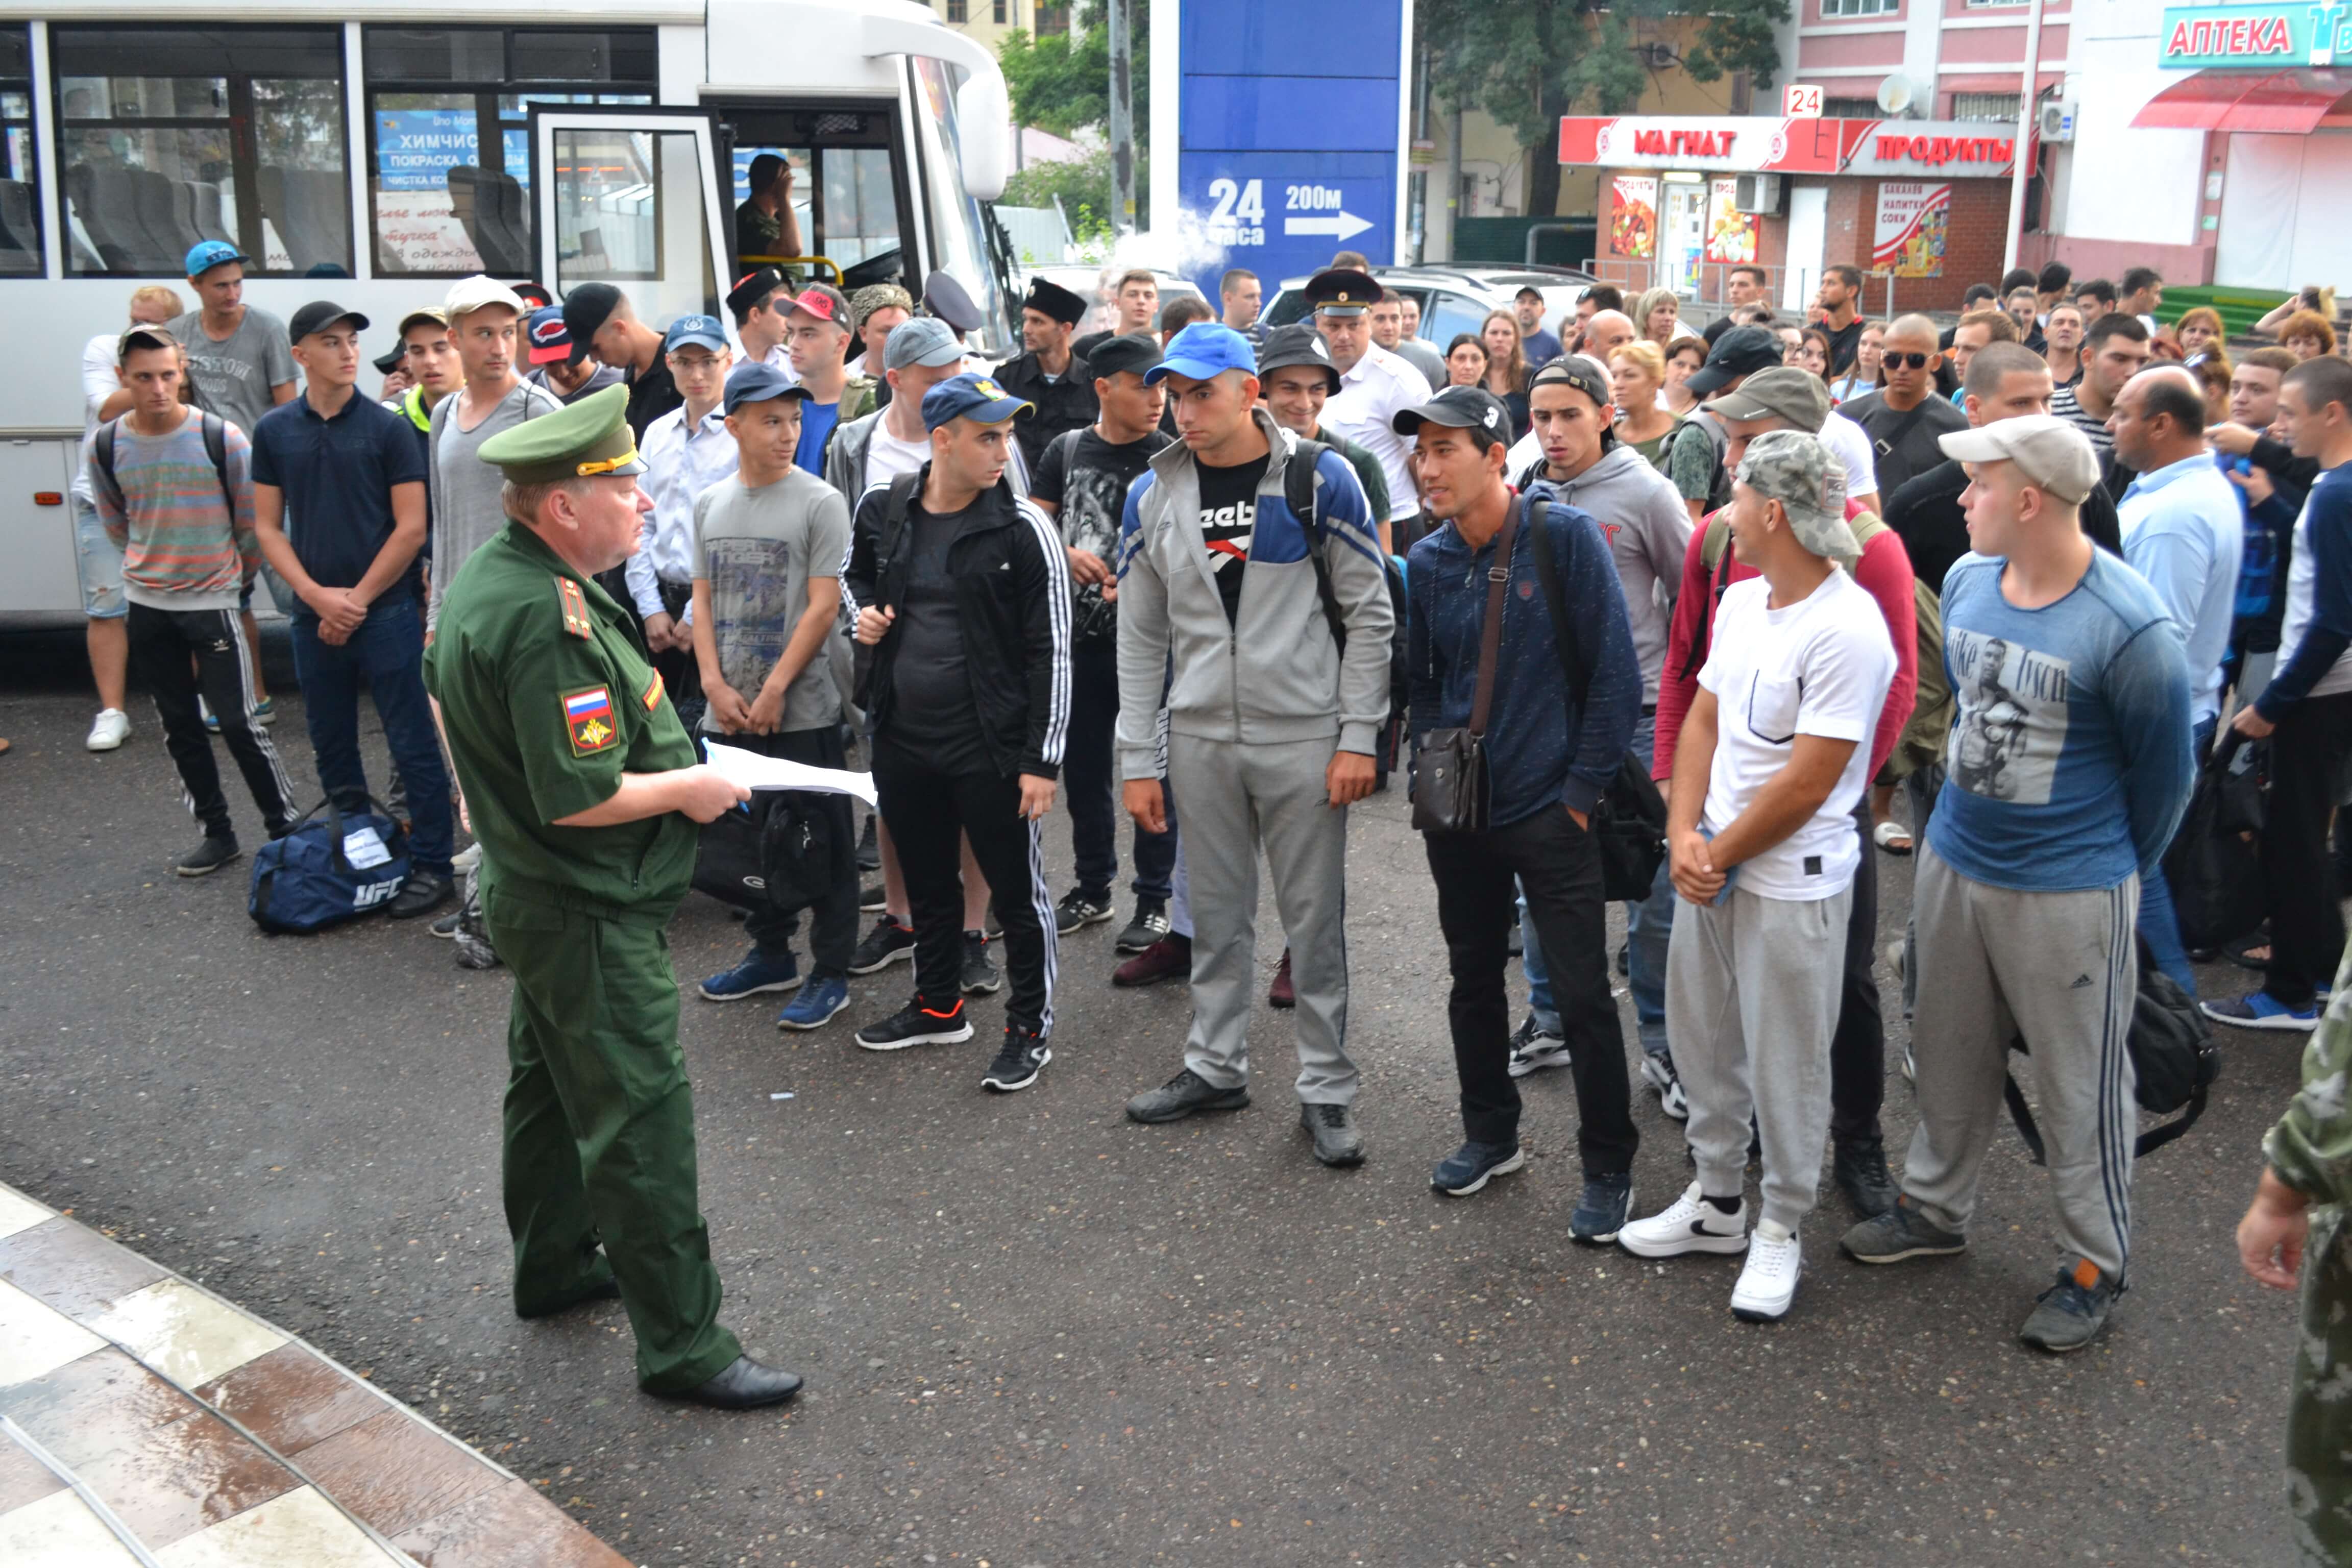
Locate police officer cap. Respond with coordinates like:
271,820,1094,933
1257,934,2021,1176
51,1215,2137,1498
1305,268,1383,317
1023,276,1089,327
726,266,787,323
476,383,648,483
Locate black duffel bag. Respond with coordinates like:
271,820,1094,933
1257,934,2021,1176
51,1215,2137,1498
2003,936,2220,1162
2163,729,2266,954
692,789,846,913
1525,503,1669,900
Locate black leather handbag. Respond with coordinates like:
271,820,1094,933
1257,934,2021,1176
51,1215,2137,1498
1411,503,1520,836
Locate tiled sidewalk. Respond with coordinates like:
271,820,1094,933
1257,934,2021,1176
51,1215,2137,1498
0,1181,631,1567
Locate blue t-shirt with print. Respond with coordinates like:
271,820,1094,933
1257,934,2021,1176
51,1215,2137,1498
1928,548,2194,891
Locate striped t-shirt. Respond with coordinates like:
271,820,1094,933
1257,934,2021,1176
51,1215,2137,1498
86,412,256,613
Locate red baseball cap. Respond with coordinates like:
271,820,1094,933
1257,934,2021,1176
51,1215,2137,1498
786,283,850,325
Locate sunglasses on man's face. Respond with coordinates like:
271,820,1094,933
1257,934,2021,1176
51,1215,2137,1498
1884,351,1932,370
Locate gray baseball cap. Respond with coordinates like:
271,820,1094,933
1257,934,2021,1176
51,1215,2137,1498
1705,366,1829,433
883,315,966,371
1735,429,1859,565
1937,414,2101,505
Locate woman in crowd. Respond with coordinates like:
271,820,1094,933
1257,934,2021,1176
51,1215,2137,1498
2176,306,2225,364
2043,303,2085,387
1445,333,1488,389
1790,327,1831,381
2278,309,2337,361
1630,287,1684,349
1608,340,1680,471
2194,355,2234,426
1827,320,1884,403
1661,336,1708,418
1479,310,1533,440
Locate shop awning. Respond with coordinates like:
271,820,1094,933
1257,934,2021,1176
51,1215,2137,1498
2133,68,2352,132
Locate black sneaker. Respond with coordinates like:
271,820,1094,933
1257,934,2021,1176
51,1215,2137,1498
1114,896,1170,953
428,910,462,939
386,870,456,920
174,835,241,877
855,998,974,1052
982,1028,1052,1092
1839,1197,1967,1264
854,814,880,872
960,930,1002,995
848,916,915,974
2019,1264,2120,1354
1832,1136,1899,1219
1055,888,1114,935
859,881,888,913
1431,1139,1525,1196
983,900,1003,938
1298,1102,1365,1166
1125,1067,1249,1123
1570,1173,1635,1244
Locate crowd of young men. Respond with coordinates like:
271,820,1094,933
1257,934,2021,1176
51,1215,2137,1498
68,240,2352,1392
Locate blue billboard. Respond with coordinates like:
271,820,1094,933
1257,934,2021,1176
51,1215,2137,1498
1174,5,1406,298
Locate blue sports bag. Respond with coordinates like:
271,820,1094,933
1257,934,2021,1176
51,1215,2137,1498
248,799,411,934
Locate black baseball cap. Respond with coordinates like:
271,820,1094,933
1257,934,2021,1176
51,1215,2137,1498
289,301,369,344
371,343,407,375
1391,385,1510,448
1084,332,1163,380
1685,324,1783,398
1255,324,1341,394
560,282,624,349
1531,355,1612,410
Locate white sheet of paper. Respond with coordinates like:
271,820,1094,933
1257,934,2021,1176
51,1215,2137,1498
701,740,879,807
341,826,391,869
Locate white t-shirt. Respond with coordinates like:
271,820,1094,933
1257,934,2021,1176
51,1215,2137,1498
74,331,117,504
1819,411,1881,500
863,422,930,491
1696,568,1897,900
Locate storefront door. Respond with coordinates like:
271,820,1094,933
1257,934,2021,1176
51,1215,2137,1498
1782,185,1827,312
1661,179,1706,293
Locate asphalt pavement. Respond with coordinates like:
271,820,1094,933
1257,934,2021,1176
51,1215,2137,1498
0,623,2312,1566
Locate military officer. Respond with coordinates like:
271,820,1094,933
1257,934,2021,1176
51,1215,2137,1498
994,275,1098,472
422,383,802,1410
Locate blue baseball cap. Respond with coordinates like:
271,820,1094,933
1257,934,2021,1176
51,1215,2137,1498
1142,323,1257,385
184,239,249,278
920,371,1034,432
663,314,730,356
723,360,807,413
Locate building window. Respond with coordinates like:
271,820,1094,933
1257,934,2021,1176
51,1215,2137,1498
994,0,1011,22
57,26,348,278
0,28,36,275
1819,0,1899,16
364,27,655,277
947,0,969,21
1964,0,2030,7
1036,6,1071,33
1822,97,1880,118
1950,92,2019,121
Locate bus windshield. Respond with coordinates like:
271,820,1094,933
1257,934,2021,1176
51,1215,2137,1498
910,56,1010,355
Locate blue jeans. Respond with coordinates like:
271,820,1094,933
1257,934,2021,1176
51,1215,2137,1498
289,598,453,875
2135,715,2215,995
1520,712,1672,1056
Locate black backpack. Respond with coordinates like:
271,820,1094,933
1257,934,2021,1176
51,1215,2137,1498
2002,936,2220,1162
1287,437,1409,722
91,411,235,520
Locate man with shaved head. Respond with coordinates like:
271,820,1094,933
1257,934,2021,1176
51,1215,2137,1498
1837,314,1969,498
2110,362,2242,992
1582,310,1636,364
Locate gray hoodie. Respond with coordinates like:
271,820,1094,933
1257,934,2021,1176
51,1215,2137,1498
1516,439,1692,703
1114,410,1395,774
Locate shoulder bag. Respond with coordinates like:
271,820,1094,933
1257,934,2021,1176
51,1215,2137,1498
1410,500,1520,835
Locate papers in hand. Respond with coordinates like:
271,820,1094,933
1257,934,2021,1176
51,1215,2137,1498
702,740,878,807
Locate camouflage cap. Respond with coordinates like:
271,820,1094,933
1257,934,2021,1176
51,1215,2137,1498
851,282,916,329
1735,429,1859,565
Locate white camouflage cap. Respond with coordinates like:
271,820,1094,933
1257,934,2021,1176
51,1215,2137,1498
1735,429,1859,566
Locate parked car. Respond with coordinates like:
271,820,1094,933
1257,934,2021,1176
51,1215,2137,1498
1020,263,1207,336
1262,264,1599,354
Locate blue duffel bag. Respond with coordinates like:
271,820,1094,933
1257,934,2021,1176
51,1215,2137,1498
248,798,411,934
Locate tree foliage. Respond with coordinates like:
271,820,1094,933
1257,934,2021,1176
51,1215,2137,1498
1421,0,1787,214
997,0,1150,139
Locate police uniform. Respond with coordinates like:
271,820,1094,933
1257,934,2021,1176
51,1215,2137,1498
1307,268,1432,547
423,384,794,1406
994,276,1098,473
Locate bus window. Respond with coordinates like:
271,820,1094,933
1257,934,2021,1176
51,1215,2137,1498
364,26,655,278
0,28,35,275
719,109,909,293
544,119,721,326
56,26,349,278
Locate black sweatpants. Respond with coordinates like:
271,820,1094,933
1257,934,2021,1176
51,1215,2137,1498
1424,804,1637,1174
1828,800,1885,1145
871,737,1057,1037
1064,645,1177,903
2264,691,2352,1007
127,601,298,840
735,725,860,974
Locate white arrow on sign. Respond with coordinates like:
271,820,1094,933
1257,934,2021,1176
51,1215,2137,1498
1284,210,1373,242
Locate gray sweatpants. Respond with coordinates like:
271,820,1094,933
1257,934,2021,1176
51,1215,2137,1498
1669,884,1853,1232
1901,844,2140,1283
1165,731,1356,1105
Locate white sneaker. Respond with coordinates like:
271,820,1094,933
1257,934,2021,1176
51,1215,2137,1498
452,842,483,872
85,708,130,751
1731,1221,1802,1321
1618,1181,1749,1259
1640,1054,1689,1120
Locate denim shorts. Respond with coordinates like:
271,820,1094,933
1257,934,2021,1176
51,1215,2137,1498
70,492,126,619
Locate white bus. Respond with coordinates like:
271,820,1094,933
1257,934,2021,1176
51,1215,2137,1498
0,0,1015,616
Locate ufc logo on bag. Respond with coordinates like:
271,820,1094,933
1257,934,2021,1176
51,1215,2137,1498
353,881,400,910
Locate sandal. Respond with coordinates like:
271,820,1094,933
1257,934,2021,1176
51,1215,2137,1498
1872,819,1913,856
2225,935,2272,971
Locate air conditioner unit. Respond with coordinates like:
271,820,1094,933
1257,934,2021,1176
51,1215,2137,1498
1733,173,1783,214
2037,100,2076,141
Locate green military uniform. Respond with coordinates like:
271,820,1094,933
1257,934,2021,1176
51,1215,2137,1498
2264,938,2352,1564
422,384,740,1394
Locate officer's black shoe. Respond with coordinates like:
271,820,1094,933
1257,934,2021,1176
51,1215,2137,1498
386,871,456,920
1298,1102,1365,1167
515,1273,621,1319
854,814,880,872
1833,1135,1899,1219
174,835,241,877
663,1354,803,1410
1125,1067,1248,1123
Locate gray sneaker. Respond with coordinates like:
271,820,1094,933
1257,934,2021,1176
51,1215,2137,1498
1298,1102,1365,1167
1125,1067,1249,1124
2019,1264,2120,1354
1839,1197,1966,1264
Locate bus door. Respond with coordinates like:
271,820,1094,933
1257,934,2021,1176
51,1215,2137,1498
530,107,727,327
710,103,914,296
